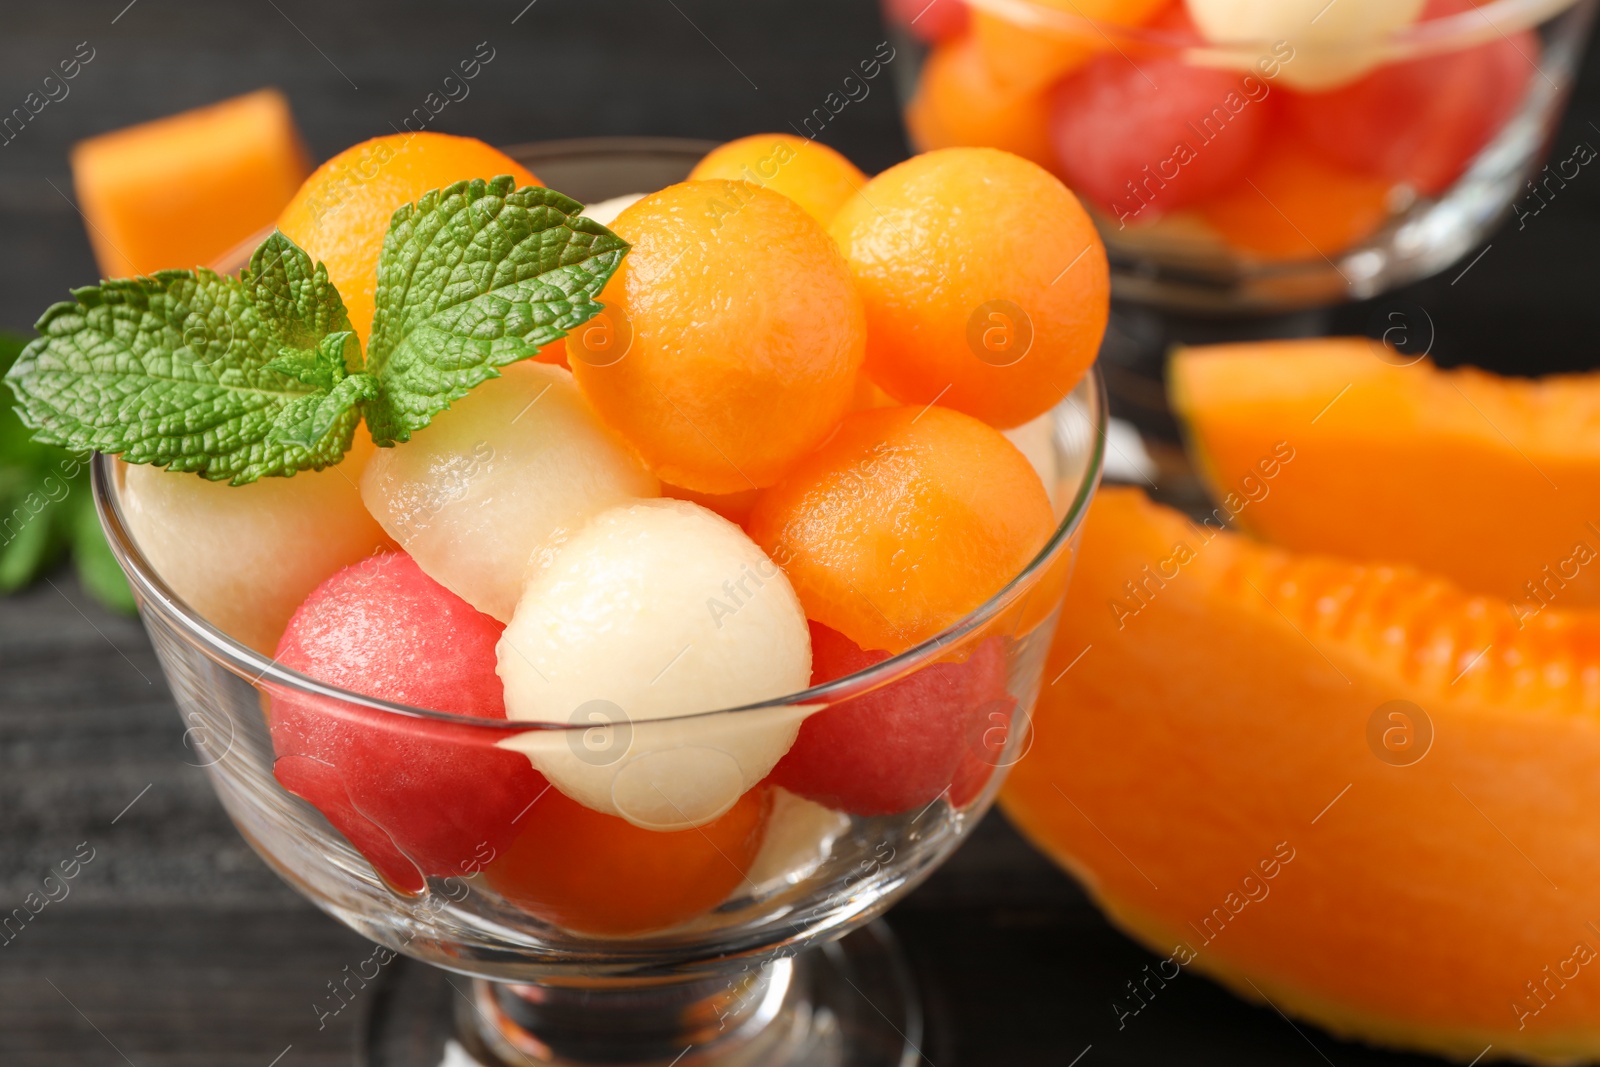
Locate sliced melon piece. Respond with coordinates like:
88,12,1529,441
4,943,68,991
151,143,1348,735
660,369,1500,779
1002,487,1600,1063
71,88,309,278
1171,337,1600,612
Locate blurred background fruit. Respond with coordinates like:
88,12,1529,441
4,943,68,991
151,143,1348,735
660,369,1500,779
1172,338,1600,607
890,0,1568,298
71,88,309,279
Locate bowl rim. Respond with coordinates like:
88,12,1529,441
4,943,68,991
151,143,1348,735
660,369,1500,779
91,374,1107,733
956,0,1581,57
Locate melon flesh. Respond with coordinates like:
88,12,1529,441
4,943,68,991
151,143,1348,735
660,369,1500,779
496,500,812,831
1001,487,1600,1063
120,438,392,655
1171,337,1600,611
71,88,309,277
360,362,659,623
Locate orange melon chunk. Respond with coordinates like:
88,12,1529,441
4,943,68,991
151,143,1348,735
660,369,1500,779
1171,337,1600,614
1195,143,1393,261
71,88,309,278
972,0,1170,95
906,36,1056,171
1002,487,1600,1063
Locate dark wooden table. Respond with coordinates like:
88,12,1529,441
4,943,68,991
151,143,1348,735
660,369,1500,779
3,2,1600,1064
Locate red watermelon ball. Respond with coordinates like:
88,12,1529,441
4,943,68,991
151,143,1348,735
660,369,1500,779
882,0,969,43
947,690,1021,809
1284,0,1537,195
270,552,547,891
1048,8,1272,223
770,621,1010,816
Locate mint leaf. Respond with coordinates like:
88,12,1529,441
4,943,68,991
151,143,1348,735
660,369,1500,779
5,233,367,484
264,330,378,449
0,330,131,612
0,331,72,470
363,177,628,445
65,487,137,614
0,481,62,592
265,330,359,390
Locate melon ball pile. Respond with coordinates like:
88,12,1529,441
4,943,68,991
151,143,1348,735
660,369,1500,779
897,0,1540,261
122,131,1107,932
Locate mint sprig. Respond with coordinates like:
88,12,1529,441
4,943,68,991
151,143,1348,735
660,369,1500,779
363,177,628,445
6,234,368,484
4,175,628,480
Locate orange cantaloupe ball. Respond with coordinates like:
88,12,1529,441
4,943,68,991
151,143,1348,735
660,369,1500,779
1196,141,1393,260
829,147,1108,429
972,0,1172,94
570,181,865,494
748,405,1054,654
484,783,771,937
906,35,1056,170
277,132,541,346
688,133,868,227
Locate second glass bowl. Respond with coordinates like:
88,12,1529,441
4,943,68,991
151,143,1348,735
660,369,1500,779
888,0,1596,310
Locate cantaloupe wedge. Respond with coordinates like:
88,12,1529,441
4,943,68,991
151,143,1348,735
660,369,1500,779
71,88,309,278
1002,487,1600,1063
1171,337,1600,616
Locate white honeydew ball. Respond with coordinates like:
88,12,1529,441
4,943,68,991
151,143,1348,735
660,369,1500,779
496,499,813,830
582,193,647,227
360,361,658,622
1185,0,1425,90
744,788,850,895
120,439,391,655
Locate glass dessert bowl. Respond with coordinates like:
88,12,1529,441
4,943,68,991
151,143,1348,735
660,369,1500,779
888,0,1596,311
83,138,1109,1066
